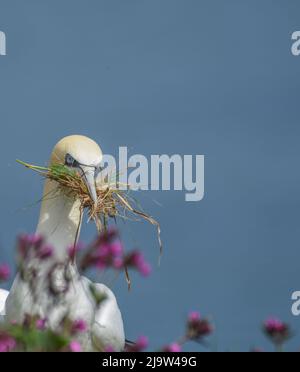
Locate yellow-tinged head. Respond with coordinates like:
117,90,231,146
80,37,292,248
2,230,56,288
50,135,103,167
50,135,103,205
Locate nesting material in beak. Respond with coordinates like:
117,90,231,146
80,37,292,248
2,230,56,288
17,159,162,261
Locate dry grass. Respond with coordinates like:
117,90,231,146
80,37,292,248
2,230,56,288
17,159,162,259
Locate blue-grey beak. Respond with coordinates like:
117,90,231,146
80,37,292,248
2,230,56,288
80,166,98,207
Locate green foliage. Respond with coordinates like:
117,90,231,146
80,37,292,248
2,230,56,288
49,164,79,179
6,323,70,352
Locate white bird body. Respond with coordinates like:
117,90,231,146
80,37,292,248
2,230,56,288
0,289,9,322
2,135,125,351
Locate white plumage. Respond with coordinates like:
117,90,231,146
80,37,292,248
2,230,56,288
0,288,9,322
1,135,125,351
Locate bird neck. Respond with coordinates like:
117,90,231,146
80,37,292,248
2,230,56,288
36,179,83,261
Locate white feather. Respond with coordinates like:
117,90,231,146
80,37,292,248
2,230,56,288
0,288,9,322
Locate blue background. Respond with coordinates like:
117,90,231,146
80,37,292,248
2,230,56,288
0,0,300,351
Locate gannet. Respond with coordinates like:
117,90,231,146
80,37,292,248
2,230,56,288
2,135,125,351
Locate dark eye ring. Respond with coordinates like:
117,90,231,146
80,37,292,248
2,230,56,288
65,153,78,167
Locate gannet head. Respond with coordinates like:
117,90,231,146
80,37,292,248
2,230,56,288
50,135,103,206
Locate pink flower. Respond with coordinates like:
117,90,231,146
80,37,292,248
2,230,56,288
125,251,152,277
104,346,115,352
69,341,82,352
37,245,53,260
98,228,118,244
36,318,47,330
18,234,44,258
96,244,110,258
79,230,151,278
68,242,84,261
136,336,149,350
263,317,290,345
188,311,201,322
94,259,107,270
0,264,10,281
163,343,182,352
113,257,124,270
138,262,152,277
109,242,123,256
17,233,54,262
264,318,286,333
187,311,213,340
80,231,124,272
71,319,87,334
125,336,148,352
128,251,143,266
25,234,44,247
0,334,16,352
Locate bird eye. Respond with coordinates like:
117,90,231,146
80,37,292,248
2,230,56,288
65,153,78,168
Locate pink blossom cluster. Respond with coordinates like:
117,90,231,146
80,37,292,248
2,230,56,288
162,343,182,352
0,232,296,352
186,311,213,341
0,333,16,353
67,319,88,352
125,336,149,352
36,318,47,330
79,228,151,277
263,317,291,345
69,341,82,352
18,234,53,261
0,264,10,282
71,319,87,335
122,251,152,277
